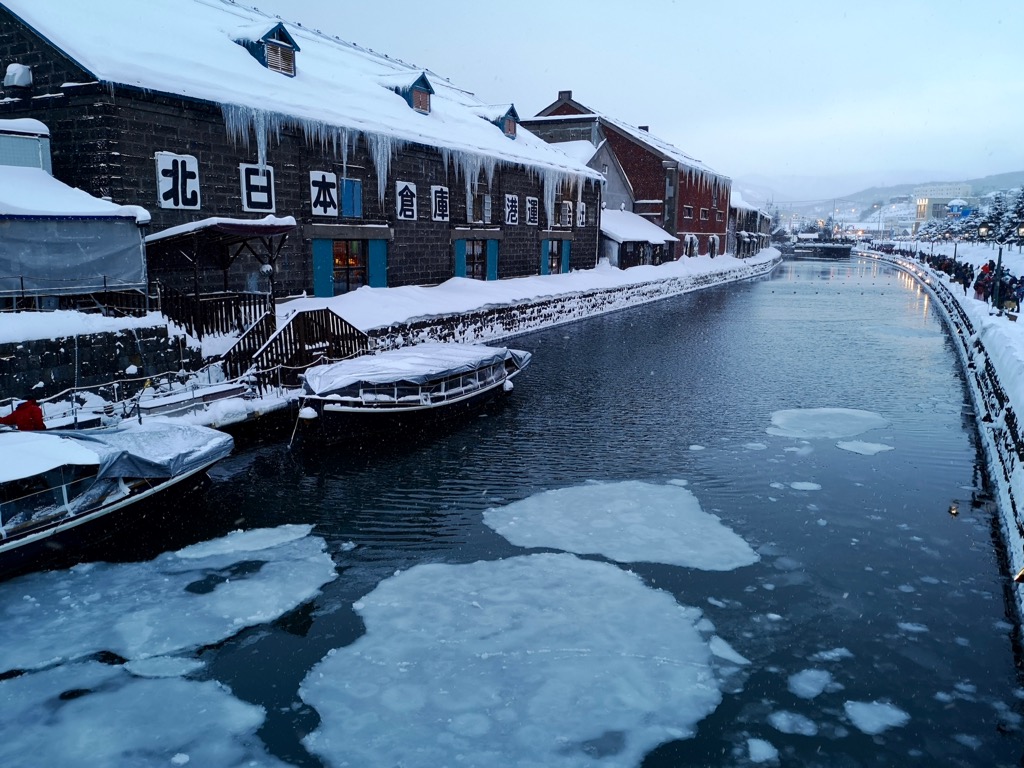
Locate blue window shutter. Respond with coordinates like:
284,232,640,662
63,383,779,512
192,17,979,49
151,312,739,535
368,240,387,287
539,240,549,275
341,179,363,218
486,240,498,281
562,240,571,274
454,240,467,278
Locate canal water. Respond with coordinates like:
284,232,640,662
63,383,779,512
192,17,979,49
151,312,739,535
2,256,1022,767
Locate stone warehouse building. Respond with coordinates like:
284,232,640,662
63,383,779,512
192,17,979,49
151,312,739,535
0,1,602,299
522,91,732,259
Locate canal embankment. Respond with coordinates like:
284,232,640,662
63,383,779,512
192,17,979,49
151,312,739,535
870,249,1024,622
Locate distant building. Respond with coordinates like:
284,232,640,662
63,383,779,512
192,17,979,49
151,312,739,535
914,182,973,230
522,90,731,258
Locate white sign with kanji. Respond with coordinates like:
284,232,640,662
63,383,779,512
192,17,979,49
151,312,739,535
309,171,339,217
239,164,275,213
525,196,539,226
155,152,201,210
504,194,519,226
431,185,450,222
576,200,587,227
396,181,418,220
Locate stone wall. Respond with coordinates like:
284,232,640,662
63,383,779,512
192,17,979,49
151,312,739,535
0,325,203,402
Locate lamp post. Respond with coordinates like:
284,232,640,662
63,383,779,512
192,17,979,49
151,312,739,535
993,243,1004,312
1019,224,1024,253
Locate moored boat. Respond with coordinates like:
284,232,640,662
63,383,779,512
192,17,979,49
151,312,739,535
0,421,233,576
295,342,531,441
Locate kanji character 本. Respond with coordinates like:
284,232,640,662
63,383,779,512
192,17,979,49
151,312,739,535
396,181,418,220
310,171,339,216
505,194,519,225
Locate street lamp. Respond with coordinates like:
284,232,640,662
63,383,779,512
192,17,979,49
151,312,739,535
979,225,990,242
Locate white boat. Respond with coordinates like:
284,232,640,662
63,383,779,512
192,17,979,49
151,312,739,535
296,342,531,439
0,421,233,575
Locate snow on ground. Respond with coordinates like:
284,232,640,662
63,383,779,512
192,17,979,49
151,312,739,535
300,552,724,768
0,661,287,768
843,700,910,735
767,408,889,440
482,479,759,570
0,525,335,672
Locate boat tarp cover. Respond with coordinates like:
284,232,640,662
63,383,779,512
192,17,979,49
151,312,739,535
47,421,233,480
302,343,531,397
0,430,101,483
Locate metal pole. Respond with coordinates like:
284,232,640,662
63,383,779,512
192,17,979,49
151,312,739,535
994,245,1004,310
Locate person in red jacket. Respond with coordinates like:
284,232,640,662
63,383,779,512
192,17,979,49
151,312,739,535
0,399,45,431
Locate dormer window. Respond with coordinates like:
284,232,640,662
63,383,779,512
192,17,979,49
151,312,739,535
412,87,430,114
234,22,300,78
502,116,516,138
476,104,519,139
266,41,296,76
378,72,435,115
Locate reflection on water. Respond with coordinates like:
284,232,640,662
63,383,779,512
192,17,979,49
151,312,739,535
79,258,1024,765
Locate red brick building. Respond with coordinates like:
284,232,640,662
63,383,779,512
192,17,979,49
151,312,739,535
522,91,731,258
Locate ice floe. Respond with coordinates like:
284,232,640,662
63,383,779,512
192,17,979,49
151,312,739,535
768,710,818,736
0,525,336,672
482,480,759,570
836,440,894,455
843,700,910,735
0,661,287,767
789,482,821,491
300,552,724,767
767,408,889,439
787,669,834,699
747,737,779,763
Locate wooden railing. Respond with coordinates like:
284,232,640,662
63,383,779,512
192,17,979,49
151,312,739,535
221,307,370,390
158,286,272,339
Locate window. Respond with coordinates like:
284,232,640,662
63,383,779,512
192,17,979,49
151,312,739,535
412,88,430,114
560,201,573,227
715,211,724,222
332,240,366,294
341,178,363,218
266,42,295,76
470,184,491,224
683,205,694,219
466,239,487,280
700,208,709,221
548,240,563,275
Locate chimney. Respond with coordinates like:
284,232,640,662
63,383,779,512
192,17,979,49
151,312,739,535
638,125,649,132
558,90,572,101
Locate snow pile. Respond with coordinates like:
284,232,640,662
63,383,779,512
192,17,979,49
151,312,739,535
300,553,724,767
483,479,759,570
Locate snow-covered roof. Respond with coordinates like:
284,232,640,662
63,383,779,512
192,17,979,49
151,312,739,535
146,215,296,243
552,140,600,166
3,0,600,185
0,117,49,136
948,198,968,207
0,166,150,223
729,188,758,212
600,209,679,245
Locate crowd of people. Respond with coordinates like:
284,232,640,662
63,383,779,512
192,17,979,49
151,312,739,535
905,248,1024,312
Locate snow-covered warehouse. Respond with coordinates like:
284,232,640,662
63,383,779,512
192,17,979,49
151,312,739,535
0,119,149,307
0,0,603,299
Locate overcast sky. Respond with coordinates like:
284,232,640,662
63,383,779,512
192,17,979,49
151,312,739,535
253,0,1022,201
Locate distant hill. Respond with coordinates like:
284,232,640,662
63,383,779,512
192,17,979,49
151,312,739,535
839,170,1024,205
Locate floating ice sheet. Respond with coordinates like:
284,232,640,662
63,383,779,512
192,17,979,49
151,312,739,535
0,525,336,672
767,408,889,439
836,440,894,456
301,553,723,767
788,669,834,699
844,700,910,735
483,480,759,570
0,661,288,767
